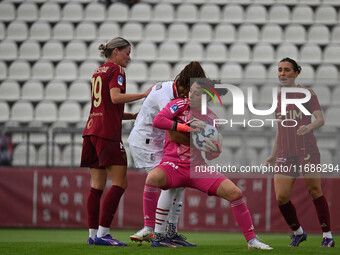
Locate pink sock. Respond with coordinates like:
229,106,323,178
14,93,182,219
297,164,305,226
231,196,256,241
143,184,160,228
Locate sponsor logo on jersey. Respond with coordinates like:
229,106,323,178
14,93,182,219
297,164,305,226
118,75,124,86
87,118,93,129
277,157,287,163
170,104,178,113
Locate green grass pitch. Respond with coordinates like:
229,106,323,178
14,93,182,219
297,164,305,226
0,229,338,255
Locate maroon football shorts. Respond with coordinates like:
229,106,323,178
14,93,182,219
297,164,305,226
275,153,320,177
81,135,127,169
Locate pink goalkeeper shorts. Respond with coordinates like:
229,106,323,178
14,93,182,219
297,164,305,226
156,159,227,196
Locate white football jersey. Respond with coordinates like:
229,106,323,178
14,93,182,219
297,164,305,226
128,81,175,153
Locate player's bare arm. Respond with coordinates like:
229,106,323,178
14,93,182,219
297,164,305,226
110,86,152,104
265,131,278,166
123,112,138,120
297,110,324,136
167,130,190,145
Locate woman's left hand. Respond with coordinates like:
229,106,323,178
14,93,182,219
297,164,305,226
297,125,310,135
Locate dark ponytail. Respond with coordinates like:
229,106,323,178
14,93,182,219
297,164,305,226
174,61,207,92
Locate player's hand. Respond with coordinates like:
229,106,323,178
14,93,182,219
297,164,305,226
297,125,311,136
174,122,200,132
201,137,216,152
217,133,223,148
143,83,155,97
187,118,206,130
265,155,276,166
203,137,222,157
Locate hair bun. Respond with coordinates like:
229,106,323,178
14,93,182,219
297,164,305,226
98,43,106,51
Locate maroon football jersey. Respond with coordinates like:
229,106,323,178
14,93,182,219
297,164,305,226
276,85,321,157
83,62,126,141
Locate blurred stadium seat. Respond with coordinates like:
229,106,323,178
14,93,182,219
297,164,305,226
0,80,20,102
29,21,51,42
222,4,244,24
181,41,204,61
35,100,58,123
61,2,83,22
32,60,54,81
39,2,61,22
7,21,28,42
238,23,260,44
107,2,129,22
10,100,34,123
130,2,152,22
291,5,314,25
176,3,198,23
307,24,330,45
268,4,290,24
0,2,15,22
205,42,228,63
19,40,40,61
0,40,17,61
17,2,38,22
158,41,180,62
42,40,64,61
199,4,220,24
8,60,30,81
245,4,267,24
21,80,44,102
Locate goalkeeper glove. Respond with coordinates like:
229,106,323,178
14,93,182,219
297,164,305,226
203,134,223,157
172,119,204,132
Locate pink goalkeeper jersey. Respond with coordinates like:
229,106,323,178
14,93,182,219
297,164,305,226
153,98,218,164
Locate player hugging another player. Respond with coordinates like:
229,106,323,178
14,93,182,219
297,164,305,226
142,79,273,249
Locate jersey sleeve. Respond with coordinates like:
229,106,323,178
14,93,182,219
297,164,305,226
108,65,125,90
153,99,187,130
308,89,321,114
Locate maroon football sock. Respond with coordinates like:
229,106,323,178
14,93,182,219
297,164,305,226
99,185,125,228
87,187,103,229
279,200,301,231
313,195,331,232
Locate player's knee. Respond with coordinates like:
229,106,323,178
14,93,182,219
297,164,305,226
308,186,322,199
146,171,163,187
91,180,106,190
219,184,242,201
229,186,243,200
276,193,290,205
113,178,128,189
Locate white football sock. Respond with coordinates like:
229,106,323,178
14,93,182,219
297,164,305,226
293,226,304,235
323,231,332,239
97,226,110,238
168,187,184,226
89,228,97,240
154,189,176,234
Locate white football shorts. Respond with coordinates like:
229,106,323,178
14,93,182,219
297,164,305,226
129,144,163,173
